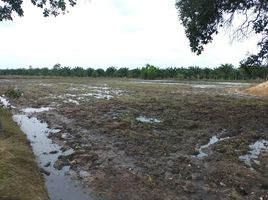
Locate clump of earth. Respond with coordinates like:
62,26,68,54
244,81,268,96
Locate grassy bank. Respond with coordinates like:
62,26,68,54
0,109,48,200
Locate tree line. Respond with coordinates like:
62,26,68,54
1,63,268,80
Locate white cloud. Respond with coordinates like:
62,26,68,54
0,0,261,69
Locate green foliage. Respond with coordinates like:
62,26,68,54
116,67,129,77
72,66,86,77
214,64,236,80
95,68,105,77
0,120,2,131
5,88,23,98
176,0,268,66
86,68,94,77
185,66,203,79
106,67,117,77
141,64,160,79
0,63,267,80
0,0,77,21
128,68,141,78
240,64,268,79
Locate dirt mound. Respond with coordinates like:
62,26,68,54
244,81,268,96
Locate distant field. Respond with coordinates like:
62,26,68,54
0,77,268,200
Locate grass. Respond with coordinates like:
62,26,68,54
0,109,48,200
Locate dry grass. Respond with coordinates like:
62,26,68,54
244,81,268,96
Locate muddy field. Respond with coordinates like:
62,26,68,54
1,77,268,200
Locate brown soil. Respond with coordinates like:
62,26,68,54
0,77,268,200
244,81,268,96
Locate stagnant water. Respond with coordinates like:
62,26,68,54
0,95,11,108
136,116,161,123
239,139,268,170
21,107,51,113
195,131,229,158
195,136,221,158
13,112,93,200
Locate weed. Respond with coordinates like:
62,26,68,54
5,88,23,98
192,149,200,156
120,115,136,125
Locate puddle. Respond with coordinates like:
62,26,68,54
239,140,268,170
39,83,53,87
195,132,229,158
79,87,123,100
132,80,190,86
133,80,251,89
21,107,51,113
192,84,218,89
55,87,124,103
13,111,93,200
196,136,220,158
217,82,252,86
64,99,80,105
80,92,113,100
191,83,250,89
0,79,13,83
0,96,11,108
66,93,78,97
136,116,161,123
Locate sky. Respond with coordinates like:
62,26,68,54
0,0,261,69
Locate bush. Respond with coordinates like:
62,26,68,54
5,88,23,98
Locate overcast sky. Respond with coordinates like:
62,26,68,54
0,0,260,69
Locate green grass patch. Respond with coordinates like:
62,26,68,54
0,109,48,200
5,88,23,98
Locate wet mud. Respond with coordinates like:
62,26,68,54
13,110,94,200
0,78,268,200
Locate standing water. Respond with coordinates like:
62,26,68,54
194,130,229,158
136,116,161,123
195,136,220,158
13,110,94,200
239,139,268,170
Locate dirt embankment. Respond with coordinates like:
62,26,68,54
0,109,49,200
244,81,268,96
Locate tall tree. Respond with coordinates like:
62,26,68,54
176,0,268,66
214,64,236,80
106,66,117,77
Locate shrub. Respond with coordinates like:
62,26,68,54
5,88,23,98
